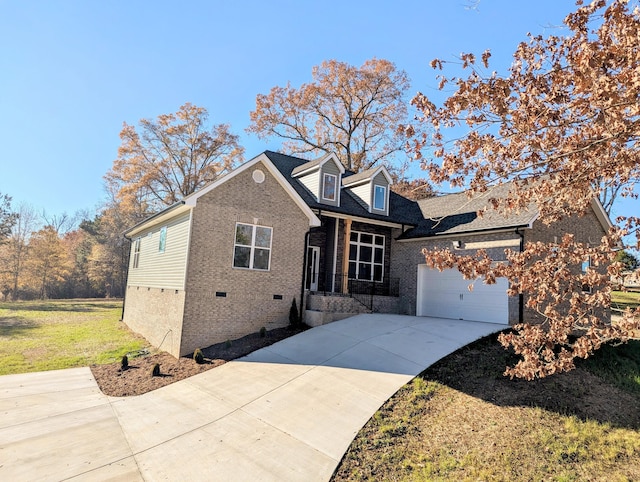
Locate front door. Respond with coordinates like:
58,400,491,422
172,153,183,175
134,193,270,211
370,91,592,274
306,246,320,291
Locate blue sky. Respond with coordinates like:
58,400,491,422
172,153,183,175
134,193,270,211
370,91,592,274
2,0,617,221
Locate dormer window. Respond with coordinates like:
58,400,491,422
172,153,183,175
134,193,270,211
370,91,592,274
291,153,344,207
322,173,337,201
373,185,386,211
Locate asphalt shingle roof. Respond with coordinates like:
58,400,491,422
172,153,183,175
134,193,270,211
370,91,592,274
264,151,423,226
398,183,538,239
291,157,324,176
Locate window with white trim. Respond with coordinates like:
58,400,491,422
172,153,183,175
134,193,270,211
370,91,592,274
373,185,386,211
158,226,167,253
322,173,337,201
132,238,141,268
233,223,272,270
348,231,384,281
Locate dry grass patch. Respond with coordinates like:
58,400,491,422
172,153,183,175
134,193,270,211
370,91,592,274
332,335,640,482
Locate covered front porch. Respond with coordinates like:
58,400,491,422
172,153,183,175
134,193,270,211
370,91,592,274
303,215,402,326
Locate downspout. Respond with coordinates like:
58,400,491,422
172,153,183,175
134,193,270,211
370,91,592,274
516,227,525,324
300,229,311,322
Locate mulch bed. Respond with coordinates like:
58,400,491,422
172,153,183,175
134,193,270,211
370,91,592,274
90,325,308,397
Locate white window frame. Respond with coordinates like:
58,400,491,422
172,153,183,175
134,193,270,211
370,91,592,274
348,230,385,282
322,173,337,202
132,238,141,269
233,222,273,271
373,184,387,211
158,226,167,253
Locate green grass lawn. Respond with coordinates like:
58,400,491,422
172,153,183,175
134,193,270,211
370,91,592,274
0,299,149,375
612,290,640,312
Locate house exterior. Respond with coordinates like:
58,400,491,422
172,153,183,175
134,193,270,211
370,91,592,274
122,150,613,357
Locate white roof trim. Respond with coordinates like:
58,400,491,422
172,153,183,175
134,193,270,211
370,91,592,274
184,153,321,227
342,165,393,187
318,210,409,229
291,152,345,178
396,226,533,242
590,197,613,231
125,202,191,238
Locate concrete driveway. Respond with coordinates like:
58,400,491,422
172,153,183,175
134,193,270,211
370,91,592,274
0,314,504,481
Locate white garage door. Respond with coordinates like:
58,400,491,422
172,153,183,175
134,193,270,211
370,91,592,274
416,265,509,324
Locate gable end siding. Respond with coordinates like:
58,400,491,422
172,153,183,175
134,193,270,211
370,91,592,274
349,182,372,211
298,171,321,201
126,211,191,290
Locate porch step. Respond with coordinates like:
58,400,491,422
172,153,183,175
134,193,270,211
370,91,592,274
306,294,372,315
304,310,359,327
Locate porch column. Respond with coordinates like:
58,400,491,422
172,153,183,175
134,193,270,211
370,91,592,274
341,218,352,293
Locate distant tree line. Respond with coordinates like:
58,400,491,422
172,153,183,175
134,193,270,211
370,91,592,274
0,200,127,300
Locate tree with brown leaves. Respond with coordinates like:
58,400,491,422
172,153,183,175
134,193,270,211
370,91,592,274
409,0,640,379
105,103,244,215
24,226,71,299
248,59,412,172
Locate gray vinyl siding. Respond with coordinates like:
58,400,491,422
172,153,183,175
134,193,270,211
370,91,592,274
298,171,320,200
319,161,341,207
349,182,372,211
372,172,390,216
127,211,191,290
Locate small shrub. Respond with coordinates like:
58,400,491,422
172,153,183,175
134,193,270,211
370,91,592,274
259,327,266,338
150,363,161,377
225,339,232,349
121,355,129,370
289,298,299,327
193,348,205,364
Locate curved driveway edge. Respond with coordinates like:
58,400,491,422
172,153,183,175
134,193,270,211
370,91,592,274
0,314,503,481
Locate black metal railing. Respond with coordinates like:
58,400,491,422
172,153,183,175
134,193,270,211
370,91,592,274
315,273,399,311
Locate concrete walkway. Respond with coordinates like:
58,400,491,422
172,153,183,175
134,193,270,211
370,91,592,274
0,314,503,481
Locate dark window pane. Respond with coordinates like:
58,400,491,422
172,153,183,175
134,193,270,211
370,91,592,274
360,233,373,244
374,248,383,263
255,226,272,248
233,246,251,268
349,244,358,260
348,262,357,278
374,235,384,246
359,263,371,280
360,246,372,262
374,265,383,282
350,231,358,242
253,248,270,270
235,224,253,245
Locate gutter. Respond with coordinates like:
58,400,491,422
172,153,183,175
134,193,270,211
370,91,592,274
397,224,532,242
516,227,525,324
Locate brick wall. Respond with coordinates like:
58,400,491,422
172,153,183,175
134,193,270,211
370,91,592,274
391,206,610,325
122,286,186,357
179,161,311,356
523,207,610,324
